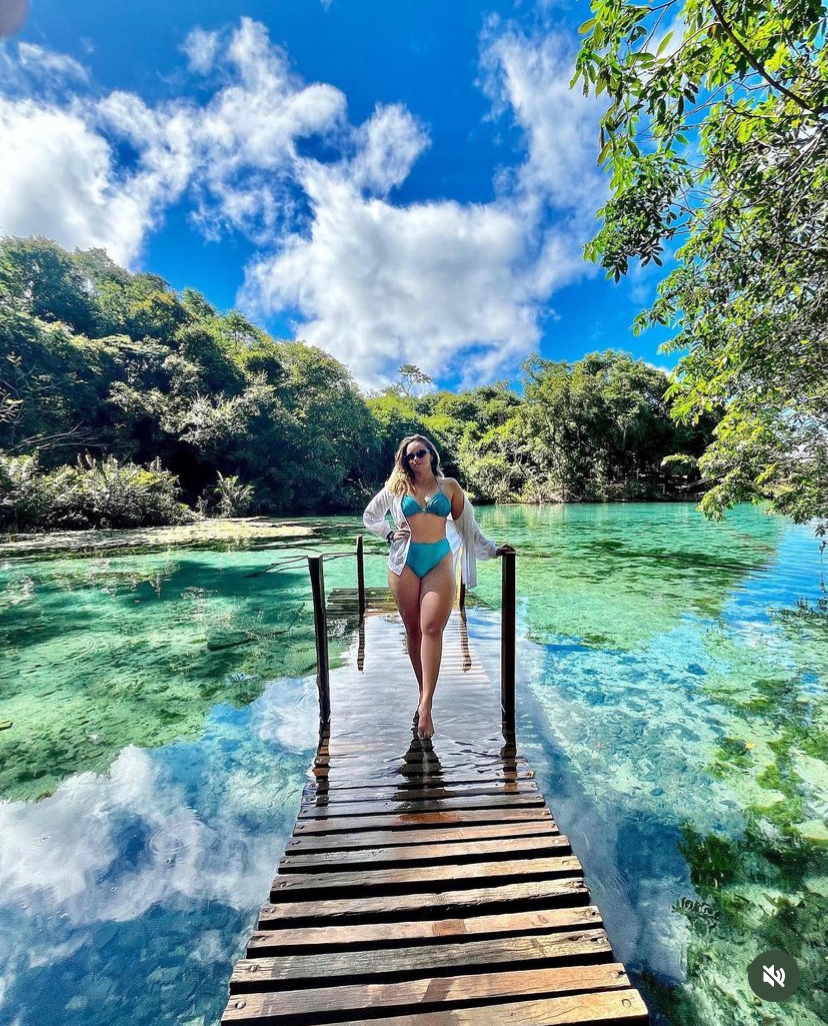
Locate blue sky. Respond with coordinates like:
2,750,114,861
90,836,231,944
0,0,678,391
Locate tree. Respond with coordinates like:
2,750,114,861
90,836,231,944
180,288,218,321
573,0,828,528
515,350,710,500
0,236,94,333
395,363,434,397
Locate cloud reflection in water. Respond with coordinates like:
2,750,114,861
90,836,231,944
0,676,316,1026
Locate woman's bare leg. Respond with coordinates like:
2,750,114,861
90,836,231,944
417,552,455,739
388,566,424,705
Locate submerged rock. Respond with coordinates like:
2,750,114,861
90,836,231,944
795,818,828,844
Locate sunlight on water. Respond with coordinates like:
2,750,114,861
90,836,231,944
0,505,826,1026
472,504,828,1025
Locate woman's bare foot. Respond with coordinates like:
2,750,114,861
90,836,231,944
417,701,434,740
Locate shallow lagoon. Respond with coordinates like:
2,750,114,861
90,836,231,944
0,504,826,1025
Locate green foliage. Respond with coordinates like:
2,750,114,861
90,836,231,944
365,353,705,503
0,235,715,529
516,350,710,500
574,0,828,526
212,471,254,518
0,237,384,521
0,452,194,530
0,236,95,334
394,363,434,397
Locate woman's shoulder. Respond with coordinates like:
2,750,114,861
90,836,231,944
441,476,464,495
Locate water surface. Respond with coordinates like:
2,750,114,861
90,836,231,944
0,504,825,1025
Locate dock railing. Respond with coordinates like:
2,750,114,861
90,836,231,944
307,538,516,738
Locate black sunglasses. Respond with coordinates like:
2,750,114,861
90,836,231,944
404,448,429,463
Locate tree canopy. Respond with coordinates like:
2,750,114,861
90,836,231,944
0,235,713,531
574,0,828,529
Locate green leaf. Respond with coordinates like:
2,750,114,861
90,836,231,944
656,31,674,57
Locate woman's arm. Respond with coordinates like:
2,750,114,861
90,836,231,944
363,486,394,540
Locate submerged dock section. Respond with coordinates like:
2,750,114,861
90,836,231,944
221,547,649,1025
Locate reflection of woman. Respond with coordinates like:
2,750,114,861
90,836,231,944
363,435,513,740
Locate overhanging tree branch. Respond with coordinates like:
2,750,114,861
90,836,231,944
708,0,825,114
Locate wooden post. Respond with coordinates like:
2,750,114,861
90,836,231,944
356,535,365,618
501,549,516,737
357,617,366,673
307,555,330,724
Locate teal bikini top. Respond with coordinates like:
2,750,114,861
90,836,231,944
401,485,451,519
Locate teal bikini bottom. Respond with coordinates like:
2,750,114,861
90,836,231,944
405,538,451,578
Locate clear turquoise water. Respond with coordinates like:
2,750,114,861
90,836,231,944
0,505,826,1025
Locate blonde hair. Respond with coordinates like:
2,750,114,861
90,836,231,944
387,434,444,497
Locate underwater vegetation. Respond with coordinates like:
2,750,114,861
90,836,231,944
0,521,367,800
0,504,825,1026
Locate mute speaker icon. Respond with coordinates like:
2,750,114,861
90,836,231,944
763,965,785,988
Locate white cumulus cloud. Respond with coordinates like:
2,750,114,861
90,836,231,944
0,16,609,387
241,166,548,389
479,22,608,228
239,23,608,387
0,96,183,265
181,26,220,74
349,103,430,195
17,42,90,83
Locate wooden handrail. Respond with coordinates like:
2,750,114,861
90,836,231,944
501,549,516,737
356,535,365,617
307,555,330,725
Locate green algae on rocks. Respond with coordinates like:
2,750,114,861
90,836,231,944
0,519,366,801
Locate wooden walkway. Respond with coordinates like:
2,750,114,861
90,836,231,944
221,570,648,1025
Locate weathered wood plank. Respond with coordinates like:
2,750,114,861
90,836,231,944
298,794,545,819
307,767,534,786
222,962,630,1021
231,928,612,989
270,855,583,900
218,606,649,1026
313,751,526,766
278,834,570,872
292,807,553,835
257,876,590,927
303,782,540,804
247,906,603,954
311,758,527,774
285,821,559,853
223,989,648,1025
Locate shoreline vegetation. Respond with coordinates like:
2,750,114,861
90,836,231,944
0,517,315,559
1,236,718,536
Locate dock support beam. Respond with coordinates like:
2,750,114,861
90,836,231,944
307,555,330,725
356,535,365,618
501,549,516,737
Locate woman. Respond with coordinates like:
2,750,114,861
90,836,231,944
363,434,513,740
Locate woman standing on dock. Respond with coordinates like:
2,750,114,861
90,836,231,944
363,435,513,740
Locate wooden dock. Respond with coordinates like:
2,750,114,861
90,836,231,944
220,548,648,1025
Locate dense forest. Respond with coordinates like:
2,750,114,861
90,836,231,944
0,236,715,531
